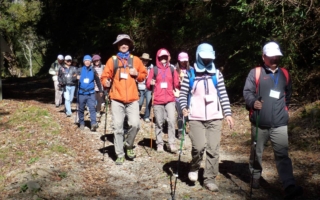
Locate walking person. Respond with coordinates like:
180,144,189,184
138,53,153,123
49,54,64,107
101,34,147,165
179,43,234,191
243,41,303,199
92,54,105,118
146,48,180,153
77,55,104,131
57,55,78,117
174,52,192,139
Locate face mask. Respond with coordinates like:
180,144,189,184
269,57,281,65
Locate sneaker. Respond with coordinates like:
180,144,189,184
55,104,60,108
157,145,164,152
188,171,198,182
205,182,219,192
144,118,150,123
126,148,136,159
168,144,177,153
80,124,85,130
250,178,260,189
115,157,125,165
91,123,98,131
284,185,303,199
66,113,72,117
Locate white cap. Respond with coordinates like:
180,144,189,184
57,54,64,60
199,51,215,59
65,55,72,60
263,42,283,57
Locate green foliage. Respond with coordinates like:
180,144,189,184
20,184,28,193
58,171,68,179
27,157,39,164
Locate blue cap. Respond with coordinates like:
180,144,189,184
83,55,92,62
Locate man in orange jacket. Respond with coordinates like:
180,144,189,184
101,34,147,165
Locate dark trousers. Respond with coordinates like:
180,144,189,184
78,93,96,126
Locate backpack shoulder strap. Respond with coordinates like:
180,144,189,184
170,66,175,87
128,55,134,68
153,66,158,80
211,69,219,88
255,66,261,94
112,56,118,79
280,67,289,85
188,68,195,89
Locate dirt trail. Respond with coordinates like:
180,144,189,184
1,79,319,199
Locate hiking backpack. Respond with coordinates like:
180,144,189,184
254,66,289,94
249,66,290,115
109,55,139,93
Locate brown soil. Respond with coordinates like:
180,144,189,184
0,77,319,200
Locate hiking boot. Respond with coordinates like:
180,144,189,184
126,148,136,159
144,118,150,123
115,157,125,165
91,123,98,131
167,144,177,153
284,185,303,199
205,182,219,192
80,124,85,130
157,145,164,152
188,171,198,182
250,178,260,189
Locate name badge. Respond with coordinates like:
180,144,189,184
83,78,89,83
269,89,280,99
161,82,168,88
205,95,214,102
120,73,128,79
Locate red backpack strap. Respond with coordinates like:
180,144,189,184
280,68,289,85
255,66,261,94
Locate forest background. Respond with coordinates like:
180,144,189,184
1,0,320,102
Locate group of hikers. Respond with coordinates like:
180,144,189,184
48,34,303,199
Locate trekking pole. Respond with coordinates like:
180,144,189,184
150,85,155,151
101,94,109,161
250,97,262,199
74,80,80,124
172,116,186,200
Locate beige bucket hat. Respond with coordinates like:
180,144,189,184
140,53,152,60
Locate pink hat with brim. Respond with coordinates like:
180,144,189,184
178,52,189,61
158,49,169,57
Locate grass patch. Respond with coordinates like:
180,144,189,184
50,145,68,154
28,157,39,164
58,171,68,179
8,104,60,135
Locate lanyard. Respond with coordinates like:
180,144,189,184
119,59,127,69
269,72,280,89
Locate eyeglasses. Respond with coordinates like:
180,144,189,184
66,60,72,62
